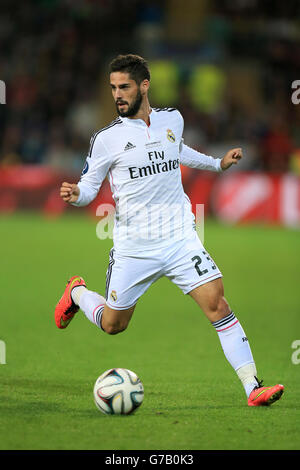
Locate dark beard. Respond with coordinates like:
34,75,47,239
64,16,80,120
116,89,143,117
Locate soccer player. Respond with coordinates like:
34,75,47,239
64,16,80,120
55,54,284,407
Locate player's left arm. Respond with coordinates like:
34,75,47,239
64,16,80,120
176,109,242,172
179,142,222,172
179,143,243,172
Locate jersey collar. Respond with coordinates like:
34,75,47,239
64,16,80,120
118,108,156,128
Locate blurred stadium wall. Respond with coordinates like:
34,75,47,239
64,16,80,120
0,0,299,227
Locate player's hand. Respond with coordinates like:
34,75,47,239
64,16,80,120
221,148,243,170
60,182,80,203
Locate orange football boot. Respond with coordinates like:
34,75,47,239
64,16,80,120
54,276,86,329
248,378,284,406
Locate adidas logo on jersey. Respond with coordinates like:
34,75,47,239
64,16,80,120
124,142,136,151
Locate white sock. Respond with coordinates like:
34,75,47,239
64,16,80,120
212,311,259,397
236,363,259,397
71,286,87,306
72,286,105,330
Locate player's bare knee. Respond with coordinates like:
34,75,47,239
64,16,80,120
103,320,128,335
207,295,230,322
101,305,133,334
103,325,125,335
218,296,231,317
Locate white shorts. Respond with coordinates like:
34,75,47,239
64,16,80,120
105,232,222,310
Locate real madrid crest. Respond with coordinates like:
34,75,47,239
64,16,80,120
166,129,176,143
110,290,117,301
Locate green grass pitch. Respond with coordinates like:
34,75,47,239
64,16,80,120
0,212,299,450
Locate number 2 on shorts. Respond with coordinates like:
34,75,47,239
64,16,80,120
191,255,208,277
192,252,216,277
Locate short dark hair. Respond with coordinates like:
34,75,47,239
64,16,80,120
109,54,150,84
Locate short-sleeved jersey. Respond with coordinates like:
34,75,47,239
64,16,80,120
74,108,222,254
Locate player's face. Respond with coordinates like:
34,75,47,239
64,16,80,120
110,72,143,118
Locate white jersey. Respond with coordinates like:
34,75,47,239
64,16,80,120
73,108,222,254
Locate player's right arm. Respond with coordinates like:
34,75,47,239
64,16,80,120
60,132,112,207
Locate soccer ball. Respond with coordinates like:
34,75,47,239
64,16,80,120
93,368,144,415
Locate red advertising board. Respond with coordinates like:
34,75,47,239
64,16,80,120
210,172,300,227
0,166,299,228
0,165,114,216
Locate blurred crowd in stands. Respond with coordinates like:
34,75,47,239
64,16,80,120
0,0,299,175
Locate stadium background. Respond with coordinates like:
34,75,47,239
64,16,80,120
0,0,300,452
